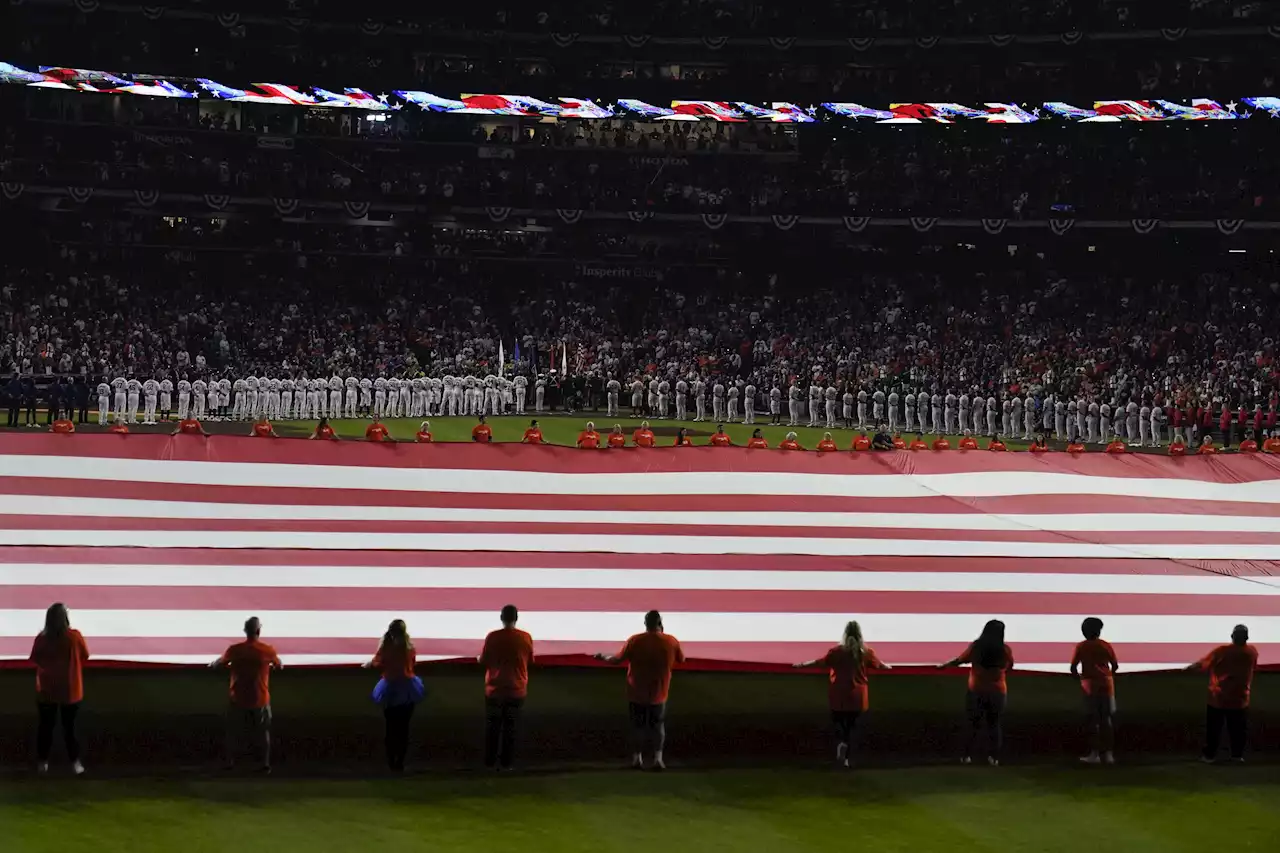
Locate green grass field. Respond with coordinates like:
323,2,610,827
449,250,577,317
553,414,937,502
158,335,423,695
4,764,1277,853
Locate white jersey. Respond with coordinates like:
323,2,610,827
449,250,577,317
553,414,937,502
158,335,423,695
693,380,706,399
96,382,110,397
112,377,127,393
825,386,838,402
160,379,173,395
789,385,802,402
676,380,688,395
713,383,726,399
178,380,192,395
143,379,159,396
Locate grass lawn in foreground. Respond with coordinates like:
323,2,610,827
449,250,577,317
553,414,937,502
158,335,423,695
3,764,1276,853
272,413,1032,450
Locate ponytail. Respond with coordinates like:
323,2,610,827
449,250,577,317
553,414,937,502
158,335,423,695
841,620,864,666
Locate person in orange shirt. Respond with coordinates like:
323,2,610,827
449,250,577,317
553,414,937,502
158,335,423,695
932,436,951,451
746,428,769,449
987,436,1007,452
633,421,656,447
958,432,979,450
29,603,89,775
577,421,601,449
1066,440,1086,453
817,432,838,453
522,420,544,444
108,422,130,434
50,418,76,434
606,424,626,448
1029,433,1051,452
852,432,871,451
672,427,692,446
415,421,433,443
710,424,733,446
310,417,337,440
366,419,390,442
909,434,929,451
779,431,802,451
249,418,276,438
1105,438,1127,454
1188,624,1259,762
1197,435,1217,455
1263,430,1280,453
172,416,206,436
595,610,686,770
1237,436,1258,452
793,620,891,768
211,616,283,773
471,415,492,443
1070,617,1119,765
364,619,423,771
891,433,907,449
1168,437,1187,456
479,604,534,770
940,619,1013,766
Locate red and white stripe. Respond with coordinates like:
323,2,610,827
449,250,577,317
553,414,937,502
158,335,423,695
0,435,1277,671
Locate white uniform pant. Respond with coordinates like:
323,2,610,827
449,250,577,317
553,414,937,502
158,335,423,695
607,392,619,417
676,396,688,421
516,388,527,414
98,395,110,424
696,397,707,421
126,393,140,423
788,401,801,425
178,393,191,420
744,399,754,425
824,401,836,428
727,399,737,421
143,394,158,423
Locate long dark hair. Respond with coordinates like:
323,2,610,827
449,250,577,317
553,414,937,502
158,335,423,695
381,619,413,652
44,603,70,638
971,619,1006,669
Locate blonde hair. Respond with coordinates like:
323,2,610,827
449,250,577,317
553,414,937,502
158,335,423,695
841,620,865,665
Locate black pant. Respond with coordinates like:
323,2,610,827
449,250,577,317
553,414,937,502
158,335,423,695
965,691,1006,760
6,404,17,427
831,710,861,747
1204,706,1247,760
484,697,524,768
383,703,415,771
24,402,35,424
78,404,89,423
37,702,81,762
628,702,667,756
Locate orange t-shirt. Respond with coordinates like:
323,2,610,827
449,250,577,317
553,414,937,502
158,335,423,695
109,423,130,434
1106,440,1127,454
618,631,685,705
578,430,601,448
480,627,535,699
909,439,929,451
522,428,543,444
958,436,979,450
822,645,885,713
218,639,282,709
1029,444,1050,453
672,435,692,446
852,435,871,451
1066,442,1086,453
780,439,802,450
372,642,417,680
51,419,76,434
1262,437,1280,453
633,429,656,447
30,629,90,705
1238,439,1258,452
956,643,1014,694
988,440,1007,452
710,433,732,447
932,438,951,451
1197,443,1218,455
1198,643,1259,709
1071,638,1118,697
366,423,389,442
471,424,493,443
178,418,203,435
817,439,838,452
1168,441,1187,456
747,436,769,449
252,421,274,438
606,432,626,448
892,436,906,449
415,430,433,443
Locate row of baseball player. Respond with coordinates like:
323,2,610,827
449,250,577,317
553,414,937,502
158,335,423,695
92,375,542,424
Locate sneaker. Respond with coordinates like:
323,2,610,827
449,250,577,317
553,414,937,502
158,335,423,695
630,756,644,770
1103,752,1115,765
960,756,972,765
1199,755,1216,764
1080,753,1101,765
836,743,848,765
72,760,85,776
36,761,49,775
651,757,666,772
1230,757,1245,764
987,757,1000,767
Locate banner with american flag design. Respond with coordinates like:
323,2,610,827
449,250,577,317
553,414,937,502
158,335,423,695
0,435,1276,671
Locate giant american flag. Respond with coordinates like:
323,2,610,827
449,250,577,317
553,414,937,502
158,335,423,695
0,434,1276,671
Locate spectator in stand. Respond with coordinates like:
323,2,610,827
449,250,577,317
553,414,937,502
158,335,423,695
29,603,89,776
478,605,534,771
1188,625,1258,763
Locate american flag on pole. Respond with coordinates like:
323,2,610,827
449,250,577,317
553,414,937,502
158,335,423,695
0,435,1277,670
